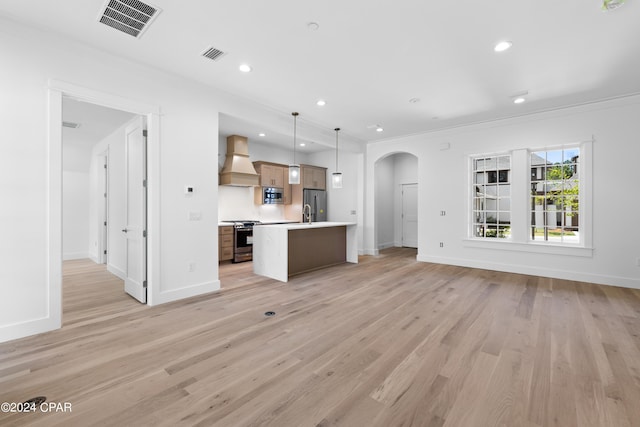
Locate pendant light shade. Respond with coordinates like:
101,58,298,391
332,127,343,189
332,172,343,188
288,112,300,185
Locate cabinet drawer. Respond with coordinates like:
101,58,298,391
220,226,234,235
220,234,233,246
220,247,234,260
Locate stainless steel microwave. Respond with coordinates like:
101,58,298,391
262,187,284,204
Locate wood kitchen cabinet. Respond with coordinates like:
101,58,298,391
254,162,285,187
253,161,291,204
219,225,234,262
302,165,326,190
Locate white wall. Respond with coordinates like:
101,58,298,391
375,156,395,249
62,171,90,260
366,95,640,289
62,128,93,260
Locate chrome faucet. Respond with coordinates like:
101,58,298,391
303,203,312,224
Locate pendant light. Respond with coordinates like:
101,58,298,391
288,112,300,184
332,127,343,189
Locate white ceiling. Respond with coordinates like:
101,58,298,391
62,98,136,146
3,0,640,146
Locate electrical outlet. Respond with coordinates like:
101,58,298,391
439,242,444,248
350,210,356,215
188,261,196,272
189,211,202,221
440,210,446,216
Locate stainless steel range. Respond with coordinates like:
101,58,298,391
228,220,261,263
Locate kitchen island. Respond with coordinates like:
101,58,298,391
253,222,358,282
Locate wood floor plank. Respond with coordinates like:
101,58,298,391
1,248,640,426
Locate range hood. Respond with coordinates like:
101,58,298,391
219,135,260,186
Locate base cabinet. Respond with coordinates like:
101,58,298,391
219,226,234,262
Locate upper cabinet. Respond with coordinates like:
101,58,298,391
253,161,291,204
302,165,326,190
254,162,285,188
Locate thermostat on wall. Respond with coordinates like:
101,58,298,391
185,186,194,195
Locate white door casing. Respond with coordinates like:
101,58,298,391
100,152,108,264
123,117,147,303
402,183,418,248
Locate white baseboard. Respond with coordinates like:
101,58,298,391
149,280,221,306
417,254,640,290
0,315,61,344
63,252,89,261
378,242,394,250
107,264,126,280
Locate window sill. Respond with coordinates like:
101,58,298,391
462,239,593,257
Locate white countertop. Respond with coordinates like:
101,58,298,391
218,220,299,227
257,221,356,230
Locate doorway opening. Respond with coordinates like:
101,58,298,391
373,152,418,252
62,97,146,321
50,80,160,332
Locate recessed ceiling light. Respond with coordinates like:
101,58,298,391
316,99,326,106
376,126,384,132
258,133,266,137
409,98,420,103
307,22,320,31
239,64,252,73
494,41,513,52
299,143,306,147
513,97,526,104
603,0,624,10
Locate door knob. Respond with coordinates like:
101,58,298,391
122,228,128,233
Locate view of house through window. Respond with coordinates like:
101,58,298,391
472,155,511,238
530,147,580,243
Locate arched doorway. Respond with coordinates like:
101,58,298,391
373,152,418,252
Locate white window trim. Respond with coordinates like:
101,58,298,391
465,140,593,256
468,152,513,240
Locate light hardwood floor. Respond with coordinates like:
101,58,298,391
1,248,640,426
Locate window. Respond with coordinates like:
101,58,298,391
472,155,511,238
530,147,580,243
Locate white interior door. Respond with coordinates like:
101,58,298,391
123,117,147,303
402,183,418,248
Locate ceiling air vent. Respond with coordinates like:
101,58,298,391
98,0,161,38
202,47,226,61
62,121,81,129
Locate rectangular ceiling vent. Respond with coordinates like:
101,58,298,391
62,121,81,129
98,0,161,38
202,47,226,61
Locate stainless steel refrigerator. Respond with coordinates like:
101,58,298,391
303,189,327,222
